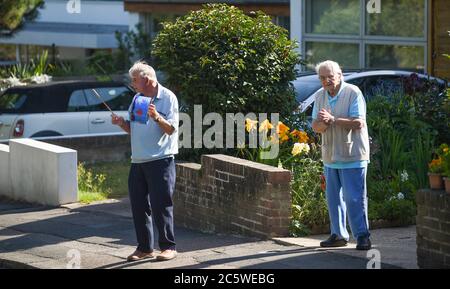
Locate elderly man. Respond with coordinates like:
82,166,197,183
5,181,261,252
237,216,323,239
112,61,179,261
311,60,371,250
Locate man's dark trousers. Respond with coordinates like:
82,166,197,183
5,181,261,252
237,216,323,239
128,157,176,253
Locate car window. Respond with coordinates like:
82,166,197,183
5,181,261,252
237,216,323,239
346,77,365,93
363,76,403,101
293,81,322,103
0,91,27,111
67,89,89,112
84,86,134,111
0,89,43,113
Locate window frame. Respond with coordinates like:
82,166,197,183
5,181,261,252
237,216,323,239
299,0,428,71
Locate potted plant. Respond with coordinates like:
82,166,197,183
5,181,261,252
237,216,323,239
428,157,444,190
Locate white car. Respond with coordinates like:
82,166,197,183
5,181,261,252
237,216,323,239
0,80,134,140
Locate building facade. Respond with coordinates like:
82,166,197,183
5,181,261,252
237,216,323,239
291,0,449,79
124,0,290,40
0,0,133,65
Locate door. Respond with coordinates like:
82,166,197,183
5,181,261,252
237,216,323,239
85,86,134,134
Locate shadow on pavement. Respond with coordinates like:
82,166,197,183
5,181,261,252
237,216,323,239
0,198,258,256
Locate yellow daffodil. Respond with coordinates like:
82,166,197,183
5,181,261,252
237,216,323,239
245,118,258,133
259,119,273,132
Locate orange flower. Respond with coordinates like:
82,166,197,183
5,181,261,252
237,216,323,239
276,122,290,134
291,129,309,143
279,134,289,143
276,122,290,144
428,157,443,173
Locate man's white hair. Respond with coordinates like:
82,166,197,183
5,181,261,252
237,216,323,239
315,60,343,77
129,61,158,82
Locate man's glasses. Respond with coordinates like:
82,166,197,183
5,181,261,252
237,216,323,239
319,75,336,81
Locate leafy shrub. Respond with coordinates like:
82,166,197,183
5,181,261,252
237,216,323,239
86,51,117,76
152,3,302,118
401,74,450,145
290,158,328,236
371,199,416,224
438,144,450,177
366,85,437,190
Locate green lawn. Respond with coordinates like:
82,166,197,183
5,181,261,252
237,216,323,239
78,161,130,203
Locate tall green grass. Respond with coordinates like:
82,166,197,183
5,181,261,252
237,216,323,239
77,161,130,203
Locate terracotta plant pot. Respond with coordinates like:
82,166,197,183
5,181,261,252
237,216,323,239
428,173,444,190
444,177,450,194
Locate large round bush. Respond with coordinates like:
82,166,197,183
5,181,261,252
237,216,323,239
152,4,302,117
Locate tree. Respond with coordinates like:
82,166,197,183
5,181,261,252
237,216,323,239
0,0,44,36
152,4,302,118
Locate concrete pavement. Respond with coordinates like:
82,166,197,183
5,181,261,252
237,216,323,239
0,197,417,269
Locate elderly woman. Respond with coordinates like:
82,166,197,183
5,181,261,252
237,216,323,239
311,60,371,250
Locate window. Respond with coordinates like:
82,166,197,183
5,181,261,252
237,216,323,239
365,0,425,38
0,88,43,113
0,91,28,112
67,90,89,112
306,42,360,69
366,44,425,70
300,0,427,71
272,16,291,34
144,14,180,39
305,0,360,35
84,86,134,111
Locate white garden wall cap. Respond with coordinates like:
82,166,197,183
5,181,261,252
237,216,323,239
177,163,202,170
9,139,76,153
0,144,9,152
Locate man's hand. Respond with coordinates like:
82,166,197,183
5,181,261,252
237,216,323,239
318,108,334,124
111,114,125,126
111,114,130,134
148,104,160,121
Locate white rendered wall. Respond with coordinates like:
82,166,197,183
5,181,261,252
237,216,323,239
9,139,78,206
37,0,129,25
0,144,12,199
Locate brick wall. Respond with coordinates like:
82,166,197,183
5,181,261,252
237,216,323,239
416,189,450,269
174,154,292,239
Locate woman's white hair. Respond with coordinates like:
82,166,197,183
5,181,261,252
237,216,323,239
315,60,343,78
129,61,158,82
